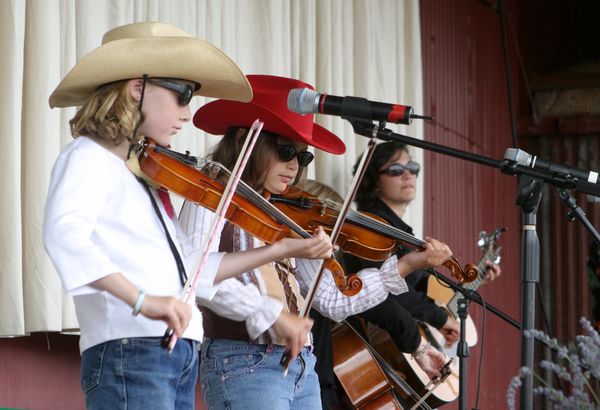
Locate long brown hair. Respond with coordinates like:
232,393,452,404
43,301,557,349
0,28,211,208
210,127,305,191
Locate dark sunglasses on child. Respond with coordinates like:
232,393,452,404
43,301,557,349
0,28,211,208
379,161,420,177
276,144,314,167
148,78,197,106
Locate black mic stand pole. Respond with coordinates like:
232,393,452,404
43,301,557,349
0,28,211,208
347,120,600,410
457,296,470,410
429,267,522,410
515,175,543,410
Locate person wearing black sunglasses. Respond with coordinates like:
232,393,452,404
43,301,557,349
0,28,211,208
179,76,456,410
43,22,255,410
338,141,501,406
147,78,198,106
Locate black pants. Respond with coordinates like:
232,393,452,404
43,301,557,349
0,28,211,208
310,309,340,410
347,293,421,354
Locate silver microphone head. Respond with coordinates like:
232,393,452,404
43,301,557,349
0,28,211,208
287,88,320,115
504,148,533,167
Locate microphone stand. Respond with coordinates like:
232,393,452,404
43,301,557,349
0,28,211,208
429,269,521,410
558,189,600,244
347,120,600,410
429,271,522,331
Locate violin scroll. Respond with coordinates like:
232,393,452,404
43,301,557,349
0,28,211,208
462,263,480,283
443,258,479,284
324,259,362,297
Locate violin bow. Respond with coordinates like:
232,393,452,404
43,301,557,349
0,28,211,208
280,122,381,375
162,119,264,352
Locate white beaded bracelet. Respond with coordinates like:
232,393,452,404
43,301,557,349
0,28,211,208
132,290,146,316
411,341,431,359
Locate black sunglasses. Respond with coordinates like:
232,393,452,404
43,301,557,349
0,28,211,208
276,144,314,167
148,78,196,106
379,161,420,177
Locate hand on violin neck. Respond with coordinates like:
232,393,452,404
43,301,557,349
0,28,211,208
272,311,313,361
215,228,332,283
271,226,334,260
396,237,453,277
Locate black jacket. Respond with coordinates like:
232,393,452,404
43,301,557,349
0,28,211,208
343,197,448,351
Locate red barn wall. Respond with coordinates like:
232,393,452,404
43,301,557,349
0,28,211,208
420,1,523,408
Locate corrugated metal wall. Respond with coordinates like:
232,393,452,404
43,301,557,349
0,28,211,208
521,134,599,342
420,1,523,408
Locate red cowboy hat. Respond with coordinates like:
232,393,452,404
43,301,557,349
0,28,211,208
193,75,345,155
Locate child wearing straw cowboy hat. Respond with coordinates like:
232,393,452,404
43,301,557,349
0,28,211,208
179,75,453,410
43,22,334,410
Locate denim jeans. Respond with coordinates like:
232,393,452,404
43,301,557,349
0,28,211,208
200,338,321,410
80,337,199,410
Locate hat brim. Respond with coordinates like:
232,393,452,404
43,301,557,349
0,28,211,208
193,99,346,155
49,37,252,108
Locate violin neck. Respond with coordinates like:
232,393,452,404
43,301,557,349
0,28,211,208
345,209,426,248
207,162,311,239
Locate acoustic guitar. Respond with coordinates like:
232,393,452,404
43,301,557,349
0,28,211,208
424,227,504,357
365,228,504,408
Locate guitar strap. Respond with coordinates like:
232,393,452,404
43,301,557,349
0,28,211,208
139,179,188,287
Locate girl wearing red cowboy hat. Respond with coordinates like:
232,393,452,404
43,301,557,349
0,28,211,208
179,75,453,410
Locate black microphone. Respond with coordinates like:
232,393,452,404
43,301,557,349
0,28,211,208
287,88,432,125
504,148,599,185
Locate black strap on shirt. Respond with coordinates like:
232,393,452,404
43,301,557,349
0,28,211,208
139,179,188,287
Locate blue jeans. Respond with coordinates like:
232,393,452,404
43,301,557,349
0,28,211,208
200,338,321,410
81,337,199,410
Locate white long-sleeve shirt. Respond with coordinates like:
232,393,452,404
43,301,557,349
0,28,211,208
43,137,223,353
180,200,408,340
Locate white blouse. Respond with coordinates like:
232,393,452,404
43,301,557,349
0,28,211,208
43,137,223,353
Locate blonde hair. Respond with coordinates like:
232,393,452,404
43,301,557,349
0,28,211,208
69,80,142,145
296,179,343,203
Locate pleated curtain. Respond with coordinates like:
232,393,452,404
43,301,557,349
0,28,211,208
0,0,424,336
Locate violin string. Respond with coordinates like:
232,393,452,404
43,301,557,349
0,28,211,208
318,197,472,283
201,160,311,238
320,198,427,247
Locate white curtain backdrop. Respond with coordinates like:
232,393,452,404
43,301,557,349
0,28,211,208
0,0,424,336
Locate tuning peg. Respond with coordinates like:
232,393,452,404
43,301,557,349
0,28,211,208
493,227,507,240
477,231,488,248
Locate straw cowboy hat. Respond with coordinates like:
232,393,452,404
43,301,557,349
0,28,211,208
49,21,252,108
193,75,346,155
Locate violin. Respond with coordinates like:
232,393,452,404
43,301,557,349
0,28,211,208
130,138,363,296
270,186,478,283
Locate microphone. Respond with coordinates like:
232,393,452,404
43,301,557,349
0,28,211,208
504,148,599,184
287,88,433,125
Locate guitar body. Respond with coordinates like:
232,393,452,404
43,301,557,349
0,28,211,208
363,229,504,408
426,275,478,351
366,322,460,408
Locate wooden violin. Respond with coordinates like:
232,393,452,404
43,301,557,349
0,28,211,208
270,186,479,284
130,138,363,296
